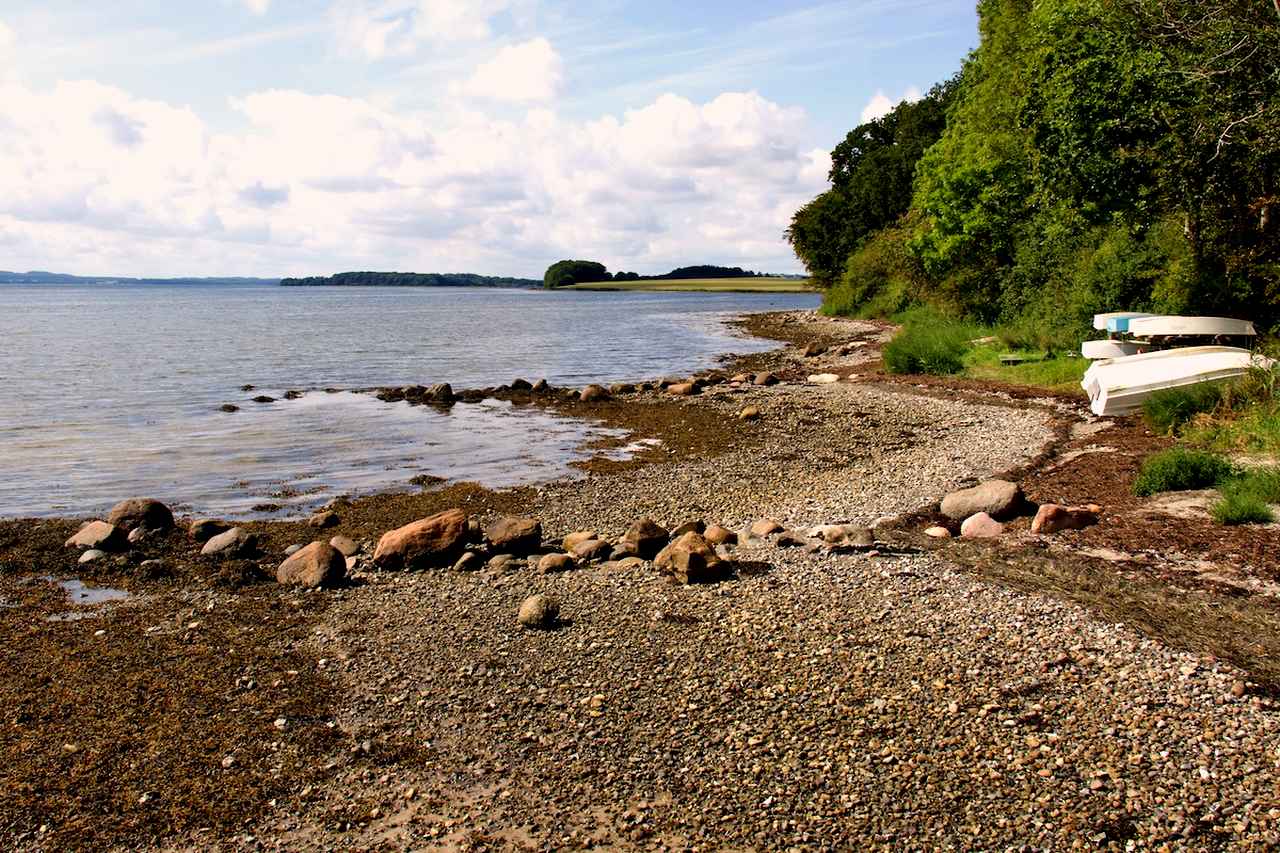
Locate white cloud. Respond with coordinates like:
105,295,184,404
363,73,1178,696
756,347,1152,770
859,86,923,123
330,0,516,59
455,38,562,102
243,0,271,15
0,80,825,276
0,19,12,50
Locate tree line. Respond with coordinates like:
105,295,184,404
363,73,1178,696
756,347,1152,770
281,272,542,288
542,261,768,288
789,0,1279,342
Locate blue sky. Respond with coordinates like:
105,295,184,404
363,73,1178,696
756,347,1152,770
0,1,979,277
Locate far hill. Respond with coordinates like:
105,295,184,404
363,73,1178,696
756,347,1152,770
0,271,280,286
281,271,541,288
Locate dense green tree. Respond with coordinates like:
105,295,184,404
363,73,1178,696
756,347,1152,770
543,260,610,288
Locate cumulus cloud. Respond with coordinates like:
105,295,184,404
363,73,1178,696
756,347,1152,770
0,80,827,276
860,86,923,123
330,0,515,59
455,38,562,102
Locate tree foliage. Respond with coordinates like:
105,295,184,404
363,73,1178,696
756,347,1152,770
543,260,610,288
804,0,1280,337
282,271,541,288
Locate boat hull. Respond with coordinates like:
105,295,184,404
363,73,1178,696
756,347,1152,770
1082,346,1265,417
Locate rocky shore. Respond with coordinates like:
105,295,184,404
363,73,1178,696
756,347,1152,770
3,311,1280,850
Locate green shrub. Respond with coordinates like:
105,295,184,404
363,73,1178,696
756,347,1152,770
1143,383,1224,434
882,308,977,375
1133,448,1235,497
1212,492,1275,525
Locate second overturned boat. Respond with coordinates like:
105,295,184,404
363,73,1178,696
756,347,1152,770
1082,346,1267,417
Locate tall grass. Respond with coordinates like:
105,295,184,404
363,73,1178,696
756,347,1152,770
1133,448,1235,497
1213,469,1280,525
882,308,980,375
1143,383,1224,434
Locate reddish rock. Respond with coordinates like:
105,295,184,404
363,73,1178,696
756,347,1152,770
65,521,127,552
562,530,599,552
579,385,610,402
1031,504,1100,535
749,519,785,538
621,518,668,559
277,542,347,589
655,532,731,584
571,539,612,562
924,526,952,539
485,516,543,555
373,509,469,570
668,382,699,397
960,513,1004,539
704,524,738,546
752,372,780,386
538,553,576,574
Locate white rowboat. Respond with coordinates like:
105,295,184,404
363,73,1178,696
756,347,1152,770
1126,316,1256,339
1092,312,1154,332
1081,346,1266,417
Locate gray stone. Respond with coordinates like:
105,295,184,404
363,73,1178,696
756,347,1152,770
941,480,1023,522
201,527,257,558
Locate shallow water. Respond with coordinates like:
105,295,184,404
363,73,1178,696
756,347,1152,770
0,283,818,518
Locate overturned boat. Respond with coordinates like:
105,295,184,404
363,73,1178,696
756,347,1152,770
1082,313,1258,362
1081,345,1267,417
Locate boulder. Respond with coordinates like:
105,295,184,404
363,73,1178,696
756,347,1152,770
517,594,559,630
579,385,610,403
704,524,738,546
531,379,549,393
426,383,455,404
372,509,469,570
655,532,731,584
621,518,669,559
738,406,761,421
510,378,533,391
808,373,840,384
610,541,641,561
749,519,785,538
276,542,347,589
668,382,699,397
284,544,303,556
752,372,780,386
78,549,107,565
571,539,612,562
609,383,636,395
562,531,599,552
538,553,576,574
960,513,1004,539
924,526,952,539
670,520,706,537
329,535,359,557
65,521,127,552
309,511,339,529
730,374,752,384
803,341,828,357
941,480,1024,522
485,517,543,555
189,519,229,542
487,554,522,572
107,498,174,532
201,527,257,558
1031,504,1100,535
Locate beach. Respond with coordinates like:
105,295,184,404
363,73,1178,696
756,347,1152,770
3,311,1280,850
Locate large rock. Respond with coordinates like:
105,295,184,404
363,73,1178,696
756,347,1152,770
1031,504,1100,535
65,521,127,552
579,385,610,403
562,531,599,552
753,372,780,387
201,527,257,557
941,480,1024,522
107,498,174,532
277,542,347,589
621,518,668,559
571,539,612,562
749,519,785,538
960,513,1004,539
373,509,469,570
309,511,339,529
655,532,731,584
189,519,229,543
518,594,560,630
668,382,699,397
704,524,738,546
329,535,360,557
485,516,543,555
538,553,576,574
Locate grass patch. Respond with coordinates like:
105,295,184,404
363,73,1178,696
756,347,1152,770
1143,383,1224,434
1133,448,1235,497
564,277,813,293
962,345,1088,394
1182,402,1280,456
1212,467,1280,525
882,308,981,375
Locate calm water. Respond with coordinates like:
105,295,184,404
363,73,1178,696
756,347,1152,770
0,284,818,519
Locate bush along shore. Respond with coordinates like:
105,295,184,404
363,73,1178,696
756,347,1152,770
6,311,1280,850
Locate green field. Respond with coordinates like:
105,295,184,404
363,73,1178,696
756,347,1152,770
564,277,813,293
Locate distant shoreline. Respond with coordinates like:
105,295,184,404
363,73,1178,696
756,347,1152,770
564,276,813,293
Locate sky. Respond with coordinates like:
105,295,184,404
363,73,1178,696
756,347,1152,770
0,1,979,278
